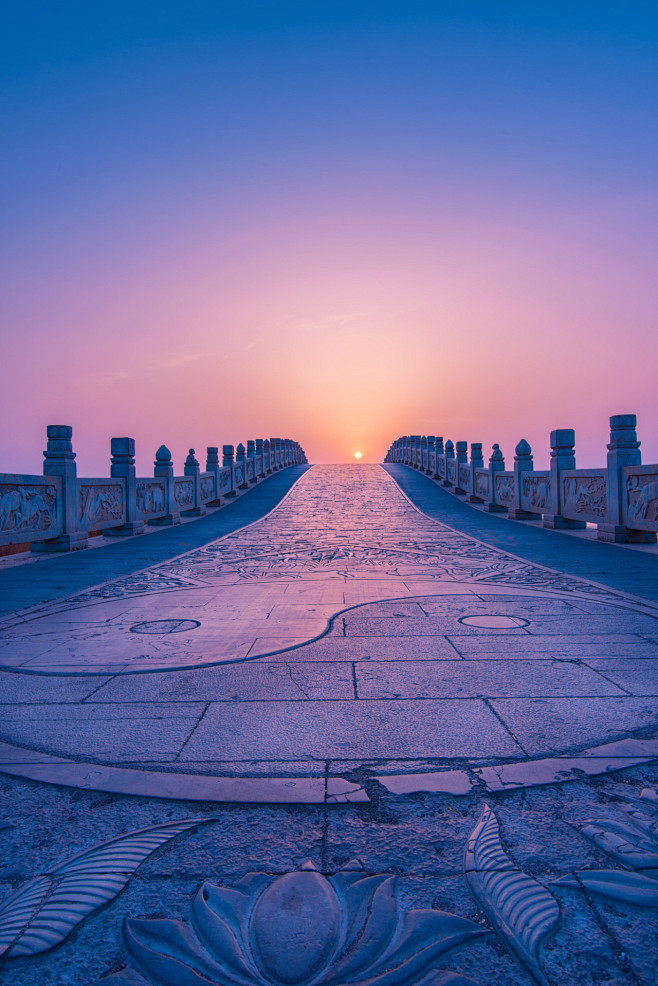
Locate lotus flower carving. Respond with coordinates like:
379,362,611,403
103,859,485,985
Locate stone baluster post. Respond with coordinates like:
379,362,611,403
32,424,87,552
483,444,507,512
205,447,223,506
269,438,279,470
256,438,266,477
508,439,536,519
247,440,259,483
223,444,237,496
542,430,584,529
441,440,455,486
468,442,484,502
151,445,180,525
426,436,436,475
421,435,428,472
264,439,272,473
411,435,421,469
454,441,468,494
598,414,654,542
183,449,205,516
235,443,249,489
103,437,144,536
433,436,444,479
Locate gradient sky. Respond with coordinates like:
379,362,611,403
2,2,657,474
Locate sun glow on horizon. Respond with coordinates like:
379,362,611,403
354,451,363,460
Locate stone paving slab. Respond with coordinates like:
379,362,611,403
178,697,525,761
355,659,627,698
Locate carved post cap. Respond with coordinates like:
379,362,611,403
445,440,454,456
236,443,246,455
264,439,270,449
256,438,264,450
155,444,172,465
456,441,468,460
185,448,199,468
206,446,219,466
470,443,484,465
435,436,444,453
490,443,504,463
608,414,640,451
247,440,256,453
47,424,72,441
44,425,75,459
111,437,135,459
514,439,533,461
549,429,575,452
427,435,436,443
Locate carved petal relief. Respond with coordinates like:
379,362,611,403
100,860,485,985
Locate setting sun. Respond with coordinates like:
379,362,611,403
354,451,363,459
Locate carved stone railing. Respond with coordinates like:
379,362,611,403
384,415,657,543
0,427,307,552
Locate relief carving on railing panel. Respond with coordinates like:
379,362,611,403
218,468,232,494
562,476,607,520
246,460,254,481
459,464,471,489
437,457,446,478
174,479,194,507
79,484,123,527
0,483,58,535
200,476,215,501
475,471,490,498
234,464,245,487
494,474,515,504
136,482,166,515
625,472,658,529
521,475,550,511
447,460,457,482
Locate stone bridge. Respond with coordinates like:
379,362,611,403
0,417,656,986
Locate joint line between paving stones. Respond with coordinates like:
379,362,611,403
351,662,358,699
582,662,635,697
174,702,212,762
483,698,530,756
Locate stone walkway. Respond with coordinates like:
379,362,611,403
0,464,657,986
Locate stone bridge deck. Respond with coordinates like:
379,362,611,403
1,463,656,786
1,464,657,986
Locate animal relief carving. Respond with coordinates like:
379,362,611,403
495,475,515,504
522,476,549,509
563,477,607,518
200,476,215,501
0,485,57,533
79,485,123,526
174,480,194,507
626,474,658,524
475,472,490,497
136,483,165,514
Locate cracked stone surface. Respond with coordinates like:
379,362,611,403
0,463,657,985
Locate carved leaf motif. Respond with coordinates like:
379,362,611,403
555,791,658,907
465,804,559,986
578,817,658,871
0,818,209,958
554,871,658,907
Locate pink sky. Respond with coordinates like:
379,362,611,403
1,7,657,477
